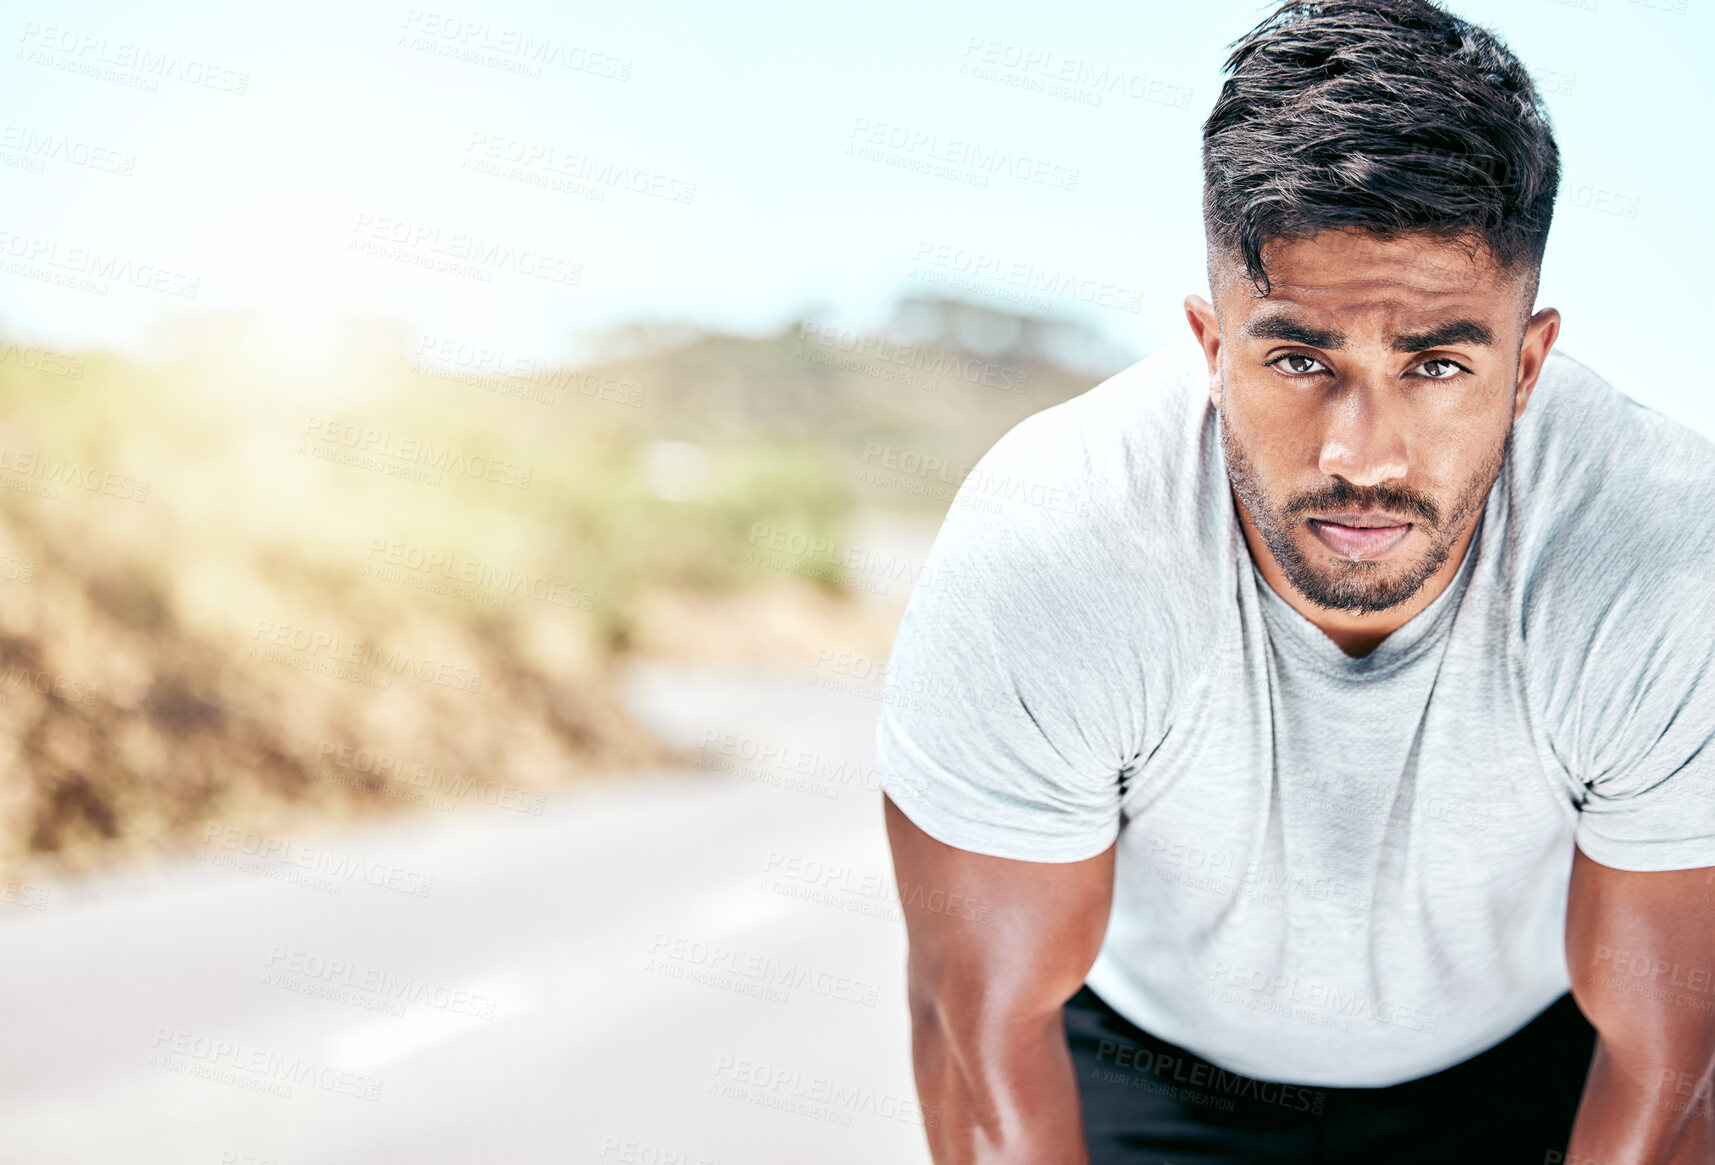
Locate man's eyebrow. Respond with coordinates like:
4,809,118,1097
1390,320,1495,351
1241,314,1345,349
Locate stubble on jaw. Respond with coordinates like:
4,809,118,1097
1215,392,1510,616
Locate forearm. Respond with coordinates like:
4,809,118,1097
881,798,1113,1163
1566,1037,1715,1164
912,1003,1089,1165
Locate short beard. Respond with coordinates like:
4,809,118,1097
1218,397,1509,616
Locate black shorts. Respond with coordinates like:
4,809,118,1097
1064,984,1596,1165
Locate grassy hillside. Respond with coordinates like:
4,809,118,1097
0,297,1125,879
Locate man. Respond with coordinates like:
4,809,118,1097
875,2,1715,1162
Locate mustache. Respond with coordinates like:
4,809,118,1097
1280,477,1441,527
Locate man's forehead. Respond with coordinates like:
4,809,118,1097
1213,232,1531,338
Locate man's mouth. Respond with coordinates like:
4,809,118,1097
1306,511,1414,560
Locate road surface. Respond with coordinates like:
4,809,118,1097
0,661,931,1165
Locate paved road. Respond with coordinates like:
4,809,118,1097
0,662,930,1165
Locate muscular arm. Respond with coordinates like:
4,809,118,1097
1565,845,1715,1163
883,794,1115,1165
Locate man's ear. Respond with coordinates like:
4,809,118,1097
1183,294,1223,406
1513,306,1560,423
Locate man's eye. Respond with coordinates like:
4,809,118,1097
1414,359,1465,380
1270,353,1326,376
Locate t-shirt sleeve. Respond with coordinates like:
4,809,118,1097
873,438,1135,864
1571,568,1715,872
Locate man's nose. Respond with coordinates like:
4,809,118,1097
1316,380,1408,487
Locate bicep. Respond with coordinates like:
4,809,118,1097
884,793,1115,1027
1566,844,1715,1070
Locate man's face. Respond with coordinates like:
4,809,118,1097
1188,230,1555,616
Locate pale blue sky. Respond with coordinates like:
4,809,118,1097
1,0,1709,432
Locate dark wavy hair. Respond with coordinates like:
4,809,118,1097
1202,0,1560,297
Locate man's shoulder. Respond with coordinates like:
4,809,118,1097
929,335,1231,648
960,334,1216,523
1521,348,1711,449
1506,353,1715,800
898,336,1230,729
1514,349,1715,549
1027,332,1209,439
1509,349,1715,639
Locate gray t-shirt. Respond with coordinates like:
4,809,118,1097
875,335,1715,1087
